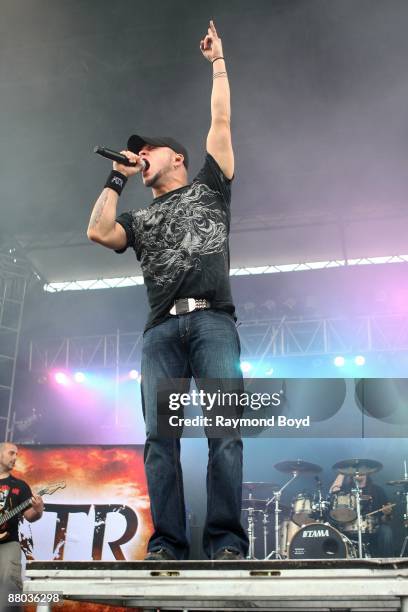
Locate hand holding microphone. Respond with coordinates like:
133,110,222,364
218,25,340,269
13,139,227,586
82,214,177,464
113,150,147,177
94,146,150,177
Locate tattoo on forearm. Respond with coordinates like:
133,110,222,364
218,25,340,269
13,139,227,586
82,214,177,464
89,191,109,229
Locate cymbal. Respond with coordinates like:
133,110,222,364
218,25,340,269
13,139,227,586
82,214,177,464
241,507,264,513
263,503,291,515
241,498,291,514
241,498,268,510
274,459,322,474
243,481,280,490
387,479,408,486
332,458,383,475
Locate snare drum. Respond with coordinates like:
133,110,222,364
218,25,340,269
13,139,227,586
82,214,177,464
341,514,379,535
291,493,314,526
329,492,357,523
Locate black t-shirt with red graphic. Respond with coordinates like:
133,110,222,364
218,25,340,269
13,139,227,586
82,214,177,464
0,475,32,543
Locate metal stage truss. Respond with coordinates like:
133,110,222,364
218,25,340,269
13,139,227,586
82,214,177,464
0,246,34,441
24,558,408,612
28,313,408,371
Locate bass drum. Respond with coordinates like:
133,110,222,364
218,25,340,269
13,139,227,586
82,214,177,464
288,522,356,559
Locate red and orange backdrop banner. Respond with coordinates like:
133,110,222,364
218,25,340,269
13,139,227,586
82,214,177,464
14,445,153,561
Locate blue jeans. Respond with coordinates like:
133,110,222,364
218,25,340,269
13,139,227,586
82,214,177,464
141,309,249,559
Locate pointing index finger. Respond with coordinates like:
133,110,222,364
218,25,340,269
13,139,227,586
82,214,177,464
209,20,218,37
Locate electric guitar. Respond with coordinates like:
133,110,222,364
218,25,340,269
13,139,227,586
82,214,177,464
0,481,66,541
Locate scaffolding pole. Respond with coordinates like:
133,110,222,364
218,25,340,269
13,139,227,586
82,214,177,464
0,246,34,441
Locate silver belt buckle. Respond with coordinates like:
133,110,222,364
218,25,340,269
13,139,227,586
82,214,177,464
169,298,197,316
187,298,196,312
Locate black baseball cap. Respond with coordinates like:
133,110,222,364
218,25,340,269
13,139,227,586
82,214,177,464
127,134,189,169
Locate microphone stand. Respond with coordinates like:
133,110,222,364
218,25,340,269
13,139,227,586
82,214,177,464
400,459,408,557
314,476,325,520
352,472,364,558
264,471,298,560
246,492,256,560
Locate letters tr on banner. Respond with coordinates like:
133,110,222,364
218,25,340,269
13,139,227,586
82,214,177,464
14,446,153,561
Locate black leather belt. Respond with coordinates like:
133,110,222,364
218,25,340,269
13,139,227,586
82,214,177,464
169,298,211,316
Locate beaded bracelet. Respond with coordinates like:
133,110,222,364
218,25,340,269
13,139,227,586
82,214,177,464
213,71,227,79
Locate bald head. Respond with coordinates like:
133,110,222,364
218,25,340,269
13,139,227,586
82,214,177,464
0,441,17,452
0,442,18,476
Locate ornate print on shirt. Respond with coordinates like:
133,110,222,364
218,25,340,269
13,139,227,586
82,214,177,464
115,153,234,330
0,487,10,511
132,182,228,287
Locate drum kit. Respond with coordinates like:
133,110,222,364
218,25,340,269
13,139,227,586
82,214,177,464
242,457,408,560
388,459,408,557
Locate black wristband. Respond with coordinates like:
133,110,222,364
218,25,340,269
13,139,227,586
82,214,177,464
105,170,128,196
212,56,224,64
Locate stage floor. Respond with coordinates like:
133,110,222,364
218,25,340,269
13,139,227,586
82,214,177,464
24,558,408,611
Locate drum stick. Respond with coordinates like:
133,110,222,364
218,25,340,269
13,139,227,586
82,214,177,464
365,503,396,517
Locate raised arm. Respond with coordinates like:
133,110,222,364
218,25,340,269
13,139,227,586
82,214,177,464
329,473,345,493
201,20,234,179
87,151,143,249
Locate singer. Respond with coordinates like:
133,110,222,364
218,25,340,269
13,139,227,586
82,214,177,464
87,20,248,561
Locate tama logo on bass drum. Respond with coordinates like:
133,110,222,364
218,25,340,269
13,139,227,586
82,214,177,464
302,528,330,538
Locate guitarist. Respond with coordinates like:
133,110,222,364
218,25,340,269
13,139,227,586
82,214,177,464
0,442,43,594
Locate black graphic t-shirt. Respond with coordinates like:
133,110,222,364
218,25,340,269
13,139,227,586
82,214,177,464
0,475,32,543
116,153,235,331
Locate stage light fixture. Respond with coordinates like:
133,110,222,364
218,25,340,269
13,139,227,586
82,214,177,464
354,355,365,366
240,361,252,373
74,372,86,383
128,369,140,380
333,356,345,367
54,372,69,385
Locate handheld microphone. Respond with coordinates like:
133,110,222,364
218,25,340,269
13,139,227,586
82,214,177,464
93,146,150,171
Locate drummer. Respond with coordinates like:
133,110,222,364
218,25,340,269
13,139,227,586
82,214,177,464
330,472,394,557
